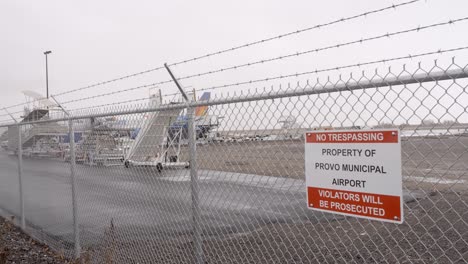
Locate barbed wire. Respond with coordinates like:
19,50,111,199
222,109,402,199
5,44,468,115
172,17,468,82
59,84,161,105
2,68,167,111
0,0,452,111
70,97,150,112
167,0,421,67
162,45,468,96
2,101,32,111
67,45,468,108
69,45,468,108
0,119,15,124
21,0,418,102
49,17,468,107
0,109,24,118
3,80,174,111
52,66,166,97
68,91,184,112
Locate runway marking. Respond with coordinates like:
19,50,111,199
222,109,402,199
404,176,465,184
162,176,212,182
162,172,465,187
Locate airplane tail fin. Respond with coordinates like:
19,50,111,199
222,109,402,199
195,92,210,117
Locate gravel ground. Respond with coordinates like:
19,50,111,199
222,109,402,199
71,191,468,264
0,216,71,264
88,191,467,264
200,191,468,264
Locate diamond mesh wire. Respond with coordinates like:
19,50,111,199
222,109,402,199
0,126,21,221
19,120,75,258
0,60,466,263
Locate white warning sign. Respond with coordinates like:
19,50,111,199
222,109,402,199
305,129,403,223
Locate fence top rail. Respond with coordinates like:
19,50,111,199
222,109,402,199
1,66,467,128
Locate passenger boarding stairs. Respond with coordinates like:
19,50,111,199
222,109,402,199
21,123,68,148
124,91,188,170
22,109,68,148
125,107,183,162
21,109,48,122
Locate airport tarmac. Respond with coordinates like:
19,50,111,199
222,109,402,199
0,151,332,260
0,151,427,262
195,136,468,191
0,135,466,263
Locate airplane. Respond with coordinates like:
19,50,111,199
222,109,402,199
167,92,220,140
129,92,220,140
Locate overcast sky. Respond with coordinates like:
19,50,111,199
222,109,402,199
1,0,468,121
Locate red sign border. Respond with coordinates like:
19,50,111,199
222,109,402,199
304,128,404,224
307,187,403,224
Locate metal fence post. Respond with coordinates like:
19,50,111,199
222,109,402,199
17,124,25,230
164,63,204,264
188,106,204,264
69,119,81,259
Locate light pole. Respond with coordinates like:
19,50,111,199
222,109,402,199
44,51,52,99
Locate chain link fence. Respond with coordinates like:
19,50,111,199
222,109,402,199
0,60,467,263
